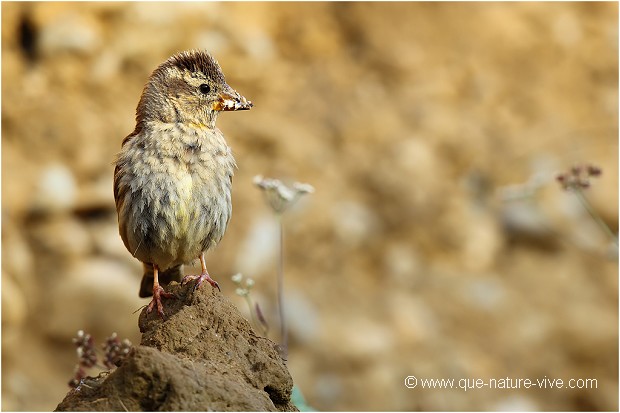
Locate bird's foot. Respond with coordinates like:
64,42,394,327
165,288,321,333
146,285,175,319
182,271,221,292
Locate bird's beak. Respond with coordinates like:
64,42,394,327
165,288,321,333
213,86,253,111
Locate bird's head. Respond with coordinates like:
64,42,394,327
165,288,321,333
136,50,253,129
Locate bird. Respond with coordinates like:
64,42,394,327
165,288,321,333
113,50,252,318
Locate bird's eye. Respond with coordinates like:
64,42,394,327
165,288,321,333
199,84,211,94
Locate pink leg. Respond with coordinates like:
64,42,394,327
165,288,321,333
146,265,175,318
182,253,221,292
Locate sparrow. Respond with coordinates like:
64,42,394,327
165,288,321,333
113,50,252,318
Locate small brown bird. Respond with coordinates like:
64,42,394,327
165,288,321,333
114,50,252,318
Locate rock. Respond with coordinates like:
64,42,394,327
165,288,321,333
388,293,438,344
74,175,116,218
32,164,77,214
239,29,276,61
1,271,28,354
29,215,92,259
459,207,503,272
55,282,297,412
492,395,539,411
194,30,231,56
552,11,582,48
331,316,395,360
1,272,28,328
330,201,381,248
1,226,35,292
89,221,130,259
43,258,140,341
90,50,123,82
39,12,102,55
499,196,559,249
383,243,422,287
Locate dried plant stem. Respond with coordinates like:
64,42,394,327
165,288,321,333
252,175,313,362
574,189,618,247
277,214,288,360
244,295,268,337
243,295,258,329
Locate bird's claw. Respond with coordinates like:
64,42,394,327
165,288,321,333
147,285,174,319
182,271,221,292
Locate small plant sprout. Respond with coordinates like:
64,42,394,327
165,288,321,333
253,175,314,361
232,273,268,336
73,330,97,368
556,163,618,247
68,330,133,388
231,272,255,298
69,330,98,388
102,333,133,369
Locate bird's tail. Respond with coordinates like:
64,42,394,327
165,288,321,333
139,263,184,298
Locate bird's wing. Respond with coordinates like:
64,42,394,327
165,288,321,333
113,128,142,253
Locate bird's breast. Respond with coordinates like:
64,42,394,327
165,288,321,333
117,125,235,268
173,171,194,232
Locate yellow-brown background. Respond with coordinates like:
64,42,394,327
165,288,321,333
2,2,618,411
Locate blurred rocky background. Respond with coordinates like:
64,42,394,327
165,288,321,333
2,2,618,411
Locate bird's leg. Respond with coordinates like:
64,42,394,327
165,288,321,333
147,264,175,318
182,253,221,292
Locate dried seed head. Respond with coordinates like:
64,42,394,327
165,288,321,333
102,332,132,369
235,287,249,297
557,163,602,191
253,175,314,214
587,165,602,177
73,330,97,368
231,273,243,284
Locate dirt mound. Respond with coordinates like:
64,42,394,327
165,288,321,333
55,283,296,411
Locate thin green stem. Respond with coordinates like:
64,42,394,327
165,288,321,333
574,189,618,247
276,213,288,360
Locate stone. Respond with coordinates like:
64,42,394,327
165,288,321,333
39,12,102,55
89,221,130,259
1,227,35,292
1,272,28,328
1,271,28,354
43,258,140,341
32,164,77,214
330,201,381,248
29,215,92,259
